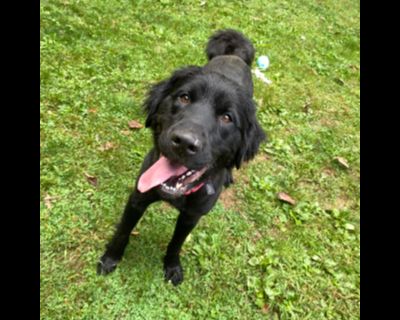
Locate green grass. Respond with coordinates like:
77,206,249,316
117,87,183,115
40,0,360,319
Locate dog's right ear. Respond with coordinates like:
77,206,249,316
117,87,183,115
144,66,202,128
234,99,267,169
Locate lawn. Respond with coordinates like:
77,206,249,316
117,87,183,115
40,0,360,319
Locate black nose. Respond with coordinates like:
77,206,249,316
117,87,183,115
170,131,201,156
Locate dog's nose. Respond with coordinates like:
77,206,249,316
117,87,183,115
170,131,201,156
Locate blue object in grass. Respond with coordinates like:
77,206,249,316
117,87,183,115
256,55,270,70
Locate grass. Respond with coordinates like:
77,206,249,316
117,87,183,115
40,0,360,319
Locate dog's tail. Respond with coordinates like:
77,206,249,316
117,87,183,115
205,29,255,66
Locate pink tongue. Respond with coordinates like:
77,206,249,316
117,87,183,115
137,156,188,193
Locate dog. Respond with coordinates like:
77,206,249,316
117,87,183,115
97,29,266,285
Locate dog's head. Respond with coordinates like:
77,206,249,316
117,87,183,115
139,66,266,197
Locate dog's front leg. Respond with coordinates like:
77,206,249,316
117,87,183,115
97,190,157,275
164,211,202,286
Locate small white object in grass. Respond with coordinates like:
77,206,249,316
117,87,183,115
253,68,272,85
345,223,355,231
256,55,270,70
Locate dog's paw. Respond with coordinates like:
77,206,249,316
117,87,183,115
97,255,119,275
164,263,184,286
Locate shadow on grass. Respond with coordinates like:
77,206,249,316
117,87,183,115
110,212,177,279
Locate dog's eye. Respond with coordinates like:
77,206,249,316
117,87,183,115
220,113,233,124
178,94,191,105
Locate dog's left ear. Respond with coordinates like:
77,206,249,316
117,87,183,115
144,66,202,128
235,103,266,169
144,79,168,128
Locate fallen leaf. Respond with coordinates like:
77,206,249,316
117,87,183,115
262,304,269,314
322,168,335,177
88,108,97,114
344,223,355,231
128,120,143,129
44,194,60,209
334,157,349,169
130,230,140,236
334,78,345,86
121,130,131,136
44,195,53,209
349,64,359,71
303,101,312,113
98,142,114,151
84,172,98,187
277,192,296,205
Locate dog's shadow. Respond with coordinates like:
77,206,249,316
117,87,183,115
116,207,178,276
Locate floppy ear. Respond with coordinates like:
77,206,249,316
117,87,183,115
144,66,202,128
235,105,266,169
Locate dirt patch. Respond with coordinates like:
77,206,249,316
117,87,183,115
219,186,240,211
232,167,250,185
252,153,271,164
160,202,173,210
323,194,352,211
297,180,318,192
332,195,351,210
315,116,339,128
65,249,86,273
322,167,336,177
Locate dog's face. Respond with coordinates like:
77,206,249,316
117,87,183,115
142,66,265,198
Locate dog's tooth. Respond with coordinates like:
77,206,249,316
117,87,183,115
176,183,182,189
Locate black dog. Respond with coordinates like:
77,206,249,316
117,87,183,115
97,29,266,285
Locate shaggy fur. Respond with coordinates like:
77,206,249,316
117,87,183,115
97,29,266,285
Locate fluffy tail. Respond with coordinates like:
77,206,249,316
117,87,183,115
205,29,255,66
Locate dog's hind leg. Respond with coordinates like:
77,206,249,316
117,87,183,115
97,190,158,275
163,211,202,286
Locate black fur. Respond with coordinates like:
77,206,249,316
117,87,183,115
206,29,255,66
98,30,266,286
